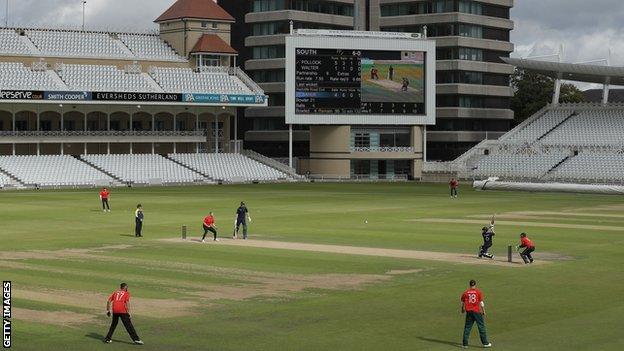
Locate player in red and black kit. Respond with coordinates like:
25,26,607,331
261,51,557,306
99,187,111,212
460,279,491,348
449,178,459,198
201,212,218,242
104,283,143,345
517,232,535,264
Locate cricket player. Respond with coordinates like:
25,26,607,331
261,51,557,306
478,217,495,259
460,279,491,349
99,187,111,212
135,204,144,237
517,232,535,264
104,283,143,345
202,212,218,242
233,202,252,240
449,178,459,198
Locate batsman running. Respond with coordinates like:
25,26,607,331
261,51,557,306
478,215,495,259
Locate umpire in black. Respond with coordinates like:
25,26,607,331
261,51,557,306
135,204,144,237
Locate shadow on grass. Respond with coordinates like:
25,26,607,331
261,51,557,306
85,332,135,345
417,336,462,348
119,234,136,237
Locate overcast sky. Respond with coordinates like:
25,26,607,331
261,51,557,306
2,0,622,88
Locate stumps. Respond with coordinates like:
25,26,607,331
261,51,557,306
507,245,512,262
182,225,187,240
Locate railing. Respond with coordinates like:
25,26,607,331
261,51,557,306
241,149,303,180
231,67,264,94
198,66,229,74
351,146,415,153
0,130,206,137
309,174,409,181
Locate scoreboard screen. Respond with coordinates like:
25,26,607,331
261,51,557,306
294,48,425,115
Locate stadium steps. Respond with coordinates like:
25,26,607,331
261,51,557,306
18,34,41,55
142,73,166,93
241,149,303,180
47,69,68,90
542,155,573,178
536,111,577,141
0,167,27,187
112,35,136,57
163,155,216,182
74,155,125,185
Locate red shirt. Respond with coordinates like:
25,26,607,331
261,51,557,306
521,237,534,248
450,180,458,188
108,289,130,314
203,215,215,226
100,190,110,199
461,288,483,313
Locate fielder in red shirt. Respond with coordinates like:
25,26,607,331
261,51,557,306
449,178,459,198
99,187,111,212
104,283,143,345
460,279,491,348
517,232,535,264
201,212,218,242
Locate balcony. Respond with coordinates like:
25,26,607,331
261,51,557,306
351,146,415,153
0,130,207,143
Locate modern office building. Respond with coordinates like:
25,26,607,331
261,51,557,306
219,0,514,161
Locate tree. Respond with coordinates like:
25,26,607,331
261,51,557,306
510,68,584,125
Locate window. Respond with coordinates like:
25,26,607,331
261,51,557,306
252,46,285,59
211,22,218,29
197,55,221,67
459,1,482,15
354,133,370,148
251,69,285,83
459,24,482,38
459,47,483,61
351,160,371,176
432,0,454,13
252,0,285,12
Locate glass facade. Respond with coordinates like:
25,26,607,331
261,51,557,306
252,45,285,59
381,0,509,18
252,0,353,16
350,160,412,179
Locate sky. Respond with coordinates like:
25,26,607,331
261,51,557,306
1,0,622,89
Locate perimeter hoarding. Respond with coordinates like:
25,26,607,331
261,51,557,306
286,33,436,125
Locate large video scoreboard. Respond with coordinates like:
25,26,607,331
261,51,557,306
286,31,436,125
295,48,425,115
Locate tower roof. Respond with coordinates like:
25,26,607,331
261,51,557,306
155,0,234,23
191,34,237,54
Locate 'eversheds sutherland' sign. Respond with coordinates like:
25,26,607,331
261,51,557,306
92,92,181,102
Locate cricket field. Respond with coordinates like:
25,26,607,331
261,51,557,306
1,182,623,350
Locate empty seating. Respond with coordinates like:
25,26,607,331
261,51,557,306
540,109,624,147
169,153,290,182
0,29,31,55
119,34,181,61
474,151,569,179
0,172,12,187
27,29,131,58
502,109,572,143
59,64,155,92
0,155,114,187
545,153,624,182
81,154,205,184
0,62,60,90
150,67,252,94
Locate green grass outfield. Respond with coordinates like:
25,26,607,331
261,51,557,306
1,182,623,350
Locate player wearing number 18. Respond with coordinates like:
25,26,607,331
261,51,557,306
460,280,491,348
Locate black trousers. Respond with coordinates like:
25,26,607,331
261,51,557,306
102,199,110,210
105,313,140,341
479,242,492,257
135,219,143,237
521,247,535,262
450,188,458,197
202,225,217,240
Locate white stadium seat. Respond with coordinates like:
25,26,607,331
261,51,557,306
26,29,131,58
81,154,206,184
150,67,252,94
0,62,60,91
58,63,155,92
169,153,291,182
0,29,31,55
119,34,182,61
0,155,114,187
